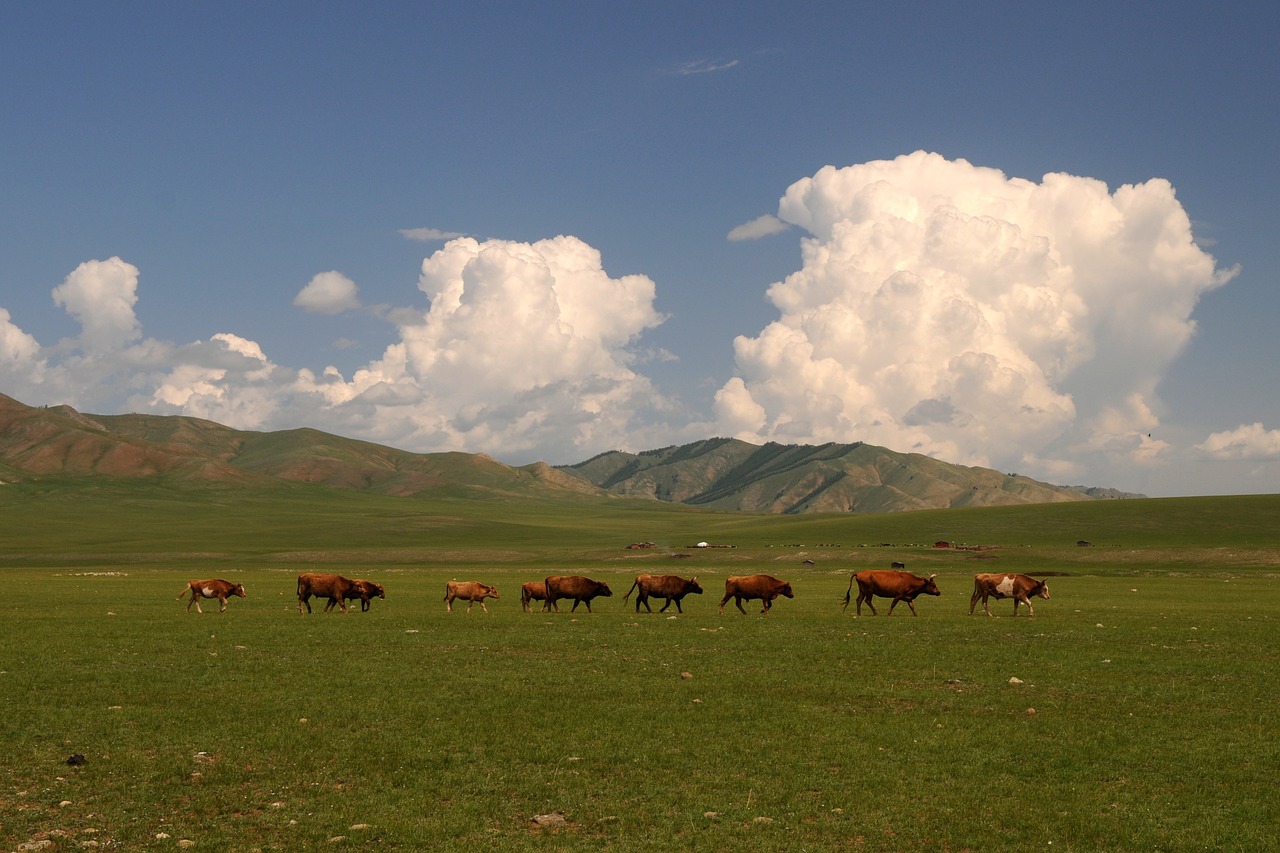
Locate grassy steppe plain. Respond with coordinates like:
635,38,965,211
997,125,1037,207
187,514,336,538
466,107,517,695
1,483,1277,851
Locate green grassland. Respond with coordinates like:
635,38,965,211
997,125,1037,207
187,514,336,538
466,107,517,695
1,483,1278,851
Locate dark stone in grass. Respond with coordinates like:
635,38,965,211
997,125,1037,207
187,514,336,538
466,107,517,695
66,753,86,766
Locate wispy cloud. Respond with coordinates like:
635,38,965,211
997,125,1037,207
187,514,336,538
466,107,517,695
676,58,740,76
399,227,467,243
727,214,790,242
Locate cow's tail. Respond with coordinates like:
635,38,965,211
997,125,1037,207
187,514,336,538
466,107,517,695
176,582,191,600
842,574,855,610
622,578,639,603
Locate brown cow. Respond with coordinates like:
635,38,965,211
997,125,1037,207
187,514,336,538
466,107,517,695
844,570,940,616
719,574,794,615
177,579,246,613
297,573,357,614
970,573,1050,616
445,580,500,613
343,579,385,612
521,581,549,613
623,574,703,613
544,575,613,612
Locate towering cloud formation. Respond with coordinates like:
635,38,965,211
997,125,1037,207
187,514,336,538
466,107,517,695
715,151,1236,479
294,235,668,458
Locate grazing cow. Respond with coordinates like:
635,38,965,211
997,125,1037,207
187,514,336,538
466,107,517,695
844,570,940,616
969,573,1050,617
719,574,794,615
444,580,500,613
177,579,246,613
521,581,549,613
623,574,704,613
544,575,613,613
297,572,357,614
343,579,385,612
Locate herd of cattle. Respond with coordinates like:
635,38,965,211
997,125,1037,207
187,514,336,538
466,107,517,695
177,569,1052,617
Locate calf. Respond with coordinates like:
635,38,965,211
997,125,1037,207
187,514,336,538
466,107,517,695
719,574,794,615
177,579,246,613
544,575,612,613
844,570,940,616
444,580,500,613
343,579,385,612
623,574,703,613
970,573,1050,616
297,572,356,614
521,581,549,613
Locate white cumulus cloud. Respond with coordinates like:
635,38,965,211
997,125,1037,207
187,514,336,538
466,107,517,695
294,271,361,314
1196,423,1280,460
51,257,142,352
1,237,669,465
715,151,1238,480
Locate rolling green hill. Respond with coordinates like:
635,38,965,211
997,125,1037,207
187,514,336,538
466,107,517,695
1,391,1137,516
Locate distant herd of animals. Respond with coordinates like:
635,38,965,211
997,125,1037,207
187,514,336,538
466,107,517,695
177,569,1052,617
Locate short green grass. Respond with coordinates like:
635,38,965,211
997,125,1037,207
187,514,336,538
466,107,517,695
1,484,1278,850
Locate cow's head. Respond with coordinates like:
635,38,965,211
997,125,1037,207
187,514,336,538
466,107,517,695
1033,579,1050,600
368,582,386,599
921,574,941,597
233,584,247,598
598,582,613,597
688,577,704,595
780,582,795,599
485,585,499,599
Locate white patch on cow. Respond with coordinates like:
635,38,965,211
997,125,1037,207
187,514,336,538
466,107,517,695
201,587,215,597
995,576,1016,596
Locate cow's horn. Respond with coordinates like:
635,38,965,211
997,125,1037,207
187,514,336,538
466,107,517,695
928,573,938,579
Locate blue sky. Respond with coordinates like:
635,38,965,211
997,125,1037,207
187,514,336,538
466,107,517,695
2,2,1277,497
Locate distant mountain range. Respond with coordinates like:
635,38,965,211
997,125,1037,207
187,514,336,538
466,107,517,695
0,392,1141,512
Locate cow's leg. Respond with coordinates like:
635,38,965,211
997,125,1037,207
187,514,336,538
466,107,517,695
191,593,203,614
984,595,994,617
641,594,653,614
718,593,732,615
671,598,684,613
446,596,454,613
1024,600,1035,617
218,596,229,613
904,599,919,617
583,599,594,613
362,599,371,612
887,597,901,615
969,588,981,615
859,594,878,616
734,595,747,615
761,596,772,615
467,599,474,613
479,600,489,613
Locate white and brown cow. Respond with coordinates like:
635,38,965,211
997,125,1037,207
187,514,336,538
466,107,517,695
297,573,358,614
544,575,613,613
969,573,1050,616
623,574,704,613
844,570,940,616
177,578,246,613
444,580,500,613
719,574,794,615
